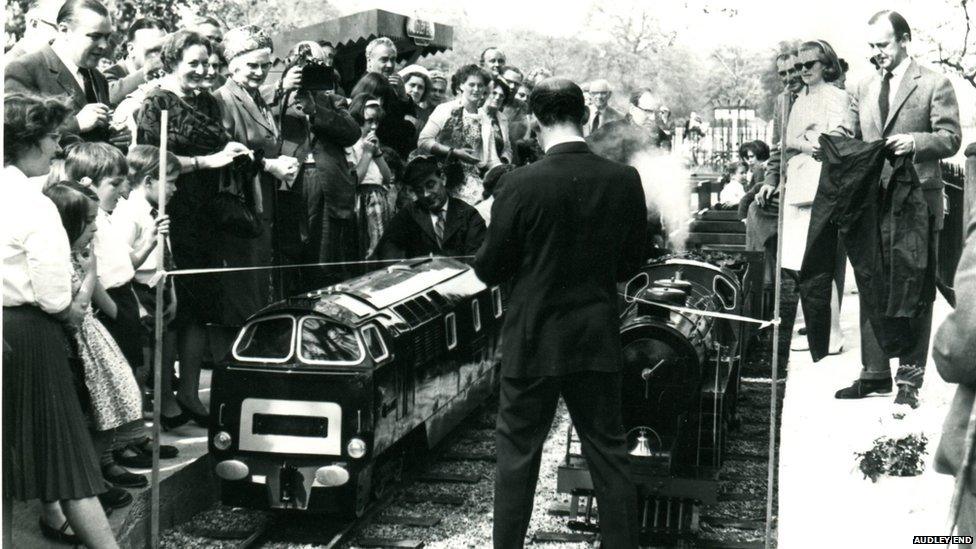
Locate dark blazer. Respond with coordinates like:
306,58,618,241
103,62,147,107
374,197,486,260
474,141,647,378
279,91,362,218
5,45,110,140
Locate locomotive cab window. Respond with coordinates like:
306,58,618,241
299,317,365,365
471,300,482,332
361,325,389,362
445,313,457,350
491,286,503,318
233,316,296,363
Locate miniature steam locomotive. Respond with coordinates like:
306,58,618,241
557,251,762,543
208,257,503,516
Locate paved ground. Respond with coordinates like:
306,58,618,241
777,291,958,549
12,371,212,548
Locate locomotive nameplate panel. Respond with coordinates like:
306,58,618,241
239,399,342,455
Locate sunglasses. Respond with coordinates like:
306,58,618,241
796,60,823,71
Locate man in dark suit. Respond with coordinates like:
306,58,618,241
374,157,487,260
102,17,167,106
5,0,128,146
834,10,961,408
588,87,660,164
583,78,623,137
475,78,646,549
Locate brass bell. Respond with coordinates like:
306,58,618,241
629,428,654,457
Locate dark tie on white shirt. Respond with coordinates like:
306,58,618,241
434,209,446,247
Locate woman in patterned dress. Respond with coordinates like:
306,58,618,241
418,64,509,206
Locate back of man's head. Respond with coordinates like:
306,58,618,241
528,77,586,128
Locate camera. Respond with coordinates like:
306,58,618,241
290,43,336,92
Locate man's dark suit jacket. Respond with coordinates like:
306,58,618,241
5,45,110,141
474,141,647,378
374,197,487,260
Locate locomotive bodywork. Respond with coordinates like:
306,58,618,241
209,257,503,515
557,252,761,541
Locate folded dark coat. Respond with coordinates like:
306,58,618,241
799,134,935,361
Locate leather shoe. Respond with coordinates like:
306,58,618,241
103,465,148,488
98,486,133,511
38,517,81,545
835,378,893,399
894,385,920,409
114,441,179,469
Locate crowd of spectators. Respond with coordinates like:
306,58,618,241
3,0,972,545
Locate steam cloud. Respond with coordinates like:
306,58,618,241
628,148,694,252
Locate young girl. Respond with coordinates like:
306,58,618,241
720,161,749,207
347,94,395,259
44,181,148,499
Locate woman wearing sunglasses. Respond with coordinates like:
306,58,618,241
782,39,849,354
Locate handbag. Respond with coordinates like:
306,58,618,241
208,190,263,239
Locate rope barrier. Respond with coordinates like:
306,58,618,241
622,292,781,329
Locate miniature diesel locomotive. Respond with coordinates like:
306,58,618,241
557,252,762,543
208,257,503,516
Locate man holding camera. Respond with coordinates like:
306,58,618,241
278,41,363,288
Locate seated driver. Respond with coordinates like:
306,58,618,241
372,156,487,260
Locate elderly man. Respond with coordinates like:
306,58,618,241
480,46,507,76
366,36,398,79
588,87,659,163
6,0,63,59
6,0,128,146
374,157,486,260
833,10,961,408
428,69,449,106
584,79,623,136
103,17,167,106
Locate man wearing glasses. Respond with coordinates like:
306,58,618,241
588,87,660,164
583,79,622,137
6,0,130,147
6,0,63,60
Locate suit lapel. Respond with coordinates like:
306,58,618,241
411,205,439,249
883,60,920,134
225,79,277,137
42,47,86,106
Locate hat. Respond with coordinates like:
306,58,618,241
222,25,273,61
428,69,447,83
398,64,431,79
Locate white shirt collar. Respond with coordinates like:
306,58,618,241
50,41,83,81
543,135,586,153
888,56,911,78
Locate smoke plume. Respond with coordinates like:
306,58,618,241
629,149,694,252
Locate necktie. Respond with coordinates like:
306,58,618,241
592,111,601,132
434,209,446,248
878,70,893,127
80,68,99,104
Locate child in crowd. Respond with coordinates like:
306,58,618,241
719,161,749,207
43,181,146,510
63,145,179,487
114,145,185,432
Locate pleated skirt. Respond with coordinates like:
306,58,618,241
2,306,105,501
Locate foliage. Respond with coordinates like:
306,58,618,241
918,0,976,89
4,0,339,59
855,433,928,483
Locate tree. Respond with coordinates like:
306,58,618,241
920,0,976,89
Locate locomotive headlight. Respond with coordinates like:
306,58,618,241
347,438,367,459
213,430,233,451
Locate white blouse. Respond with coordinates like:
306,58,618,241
1,165,73,313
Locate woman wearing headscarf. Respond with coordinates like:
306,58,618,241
214,25,300,307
